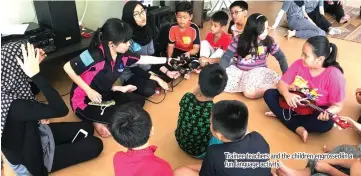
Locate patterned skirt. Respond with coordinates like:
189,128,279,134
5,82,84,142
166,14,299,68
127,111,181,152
224,65,281,93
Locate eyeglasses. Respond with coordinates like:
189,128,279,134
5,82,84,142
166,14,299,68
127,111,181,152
229,10,244,16
133,9,146,19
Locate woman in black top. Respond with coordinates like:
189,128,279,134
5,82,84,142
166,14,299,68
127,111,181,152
1,42,103,176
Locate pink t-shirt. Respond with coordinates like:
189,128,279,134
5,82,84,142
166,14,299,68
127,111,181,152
281,59,346,106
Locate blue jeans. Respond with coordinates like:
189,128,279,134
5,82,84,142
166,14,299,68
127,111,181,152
194,136,223,159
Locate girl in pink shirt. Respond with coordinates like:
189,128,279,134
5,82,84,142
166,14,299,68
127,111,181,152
263,36,346,143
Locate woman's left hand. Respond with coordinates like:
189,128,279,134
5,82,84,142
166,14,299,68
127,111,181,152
16,43,40,78
317,112,331,121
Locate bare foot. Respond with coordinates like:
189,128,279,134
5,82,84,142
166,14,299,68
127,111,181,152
295,126,308,143
184,73,191,80
286,30,296,40
93,122,111,138
276,160,308,176
265,111,276,117
339,14,350,23
314,161,333,173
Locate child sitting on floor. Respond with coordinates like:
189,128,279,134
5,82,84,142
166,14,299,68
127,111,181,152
228,1,249,37
199,11,231,68
175,64,227,159
174,100,271,176
110,103,173,176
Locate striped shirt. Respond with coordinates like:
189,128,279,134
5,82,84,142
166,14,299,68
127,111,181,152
228,36,280,71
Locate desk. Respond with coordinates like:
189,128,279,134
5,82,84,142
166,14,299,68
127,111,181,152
43,28,93,64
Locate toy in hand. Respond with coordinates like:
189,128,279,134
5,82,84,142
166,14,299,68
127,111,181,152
279,91,350,130
169,53,200,75
88,100,115,115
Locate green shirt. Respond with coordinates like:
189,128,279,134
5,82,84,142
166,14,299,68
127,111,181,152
175,93,214,156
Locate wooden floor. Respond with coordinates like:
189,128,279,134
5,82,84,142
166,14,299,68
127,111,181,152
4,2,361,176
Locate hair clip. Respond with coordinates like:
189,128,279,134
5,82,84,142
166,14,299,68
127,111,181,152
256,15,263,20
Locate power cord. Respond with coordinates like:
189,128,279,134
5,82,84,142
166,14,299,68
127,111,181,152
145,75,185,104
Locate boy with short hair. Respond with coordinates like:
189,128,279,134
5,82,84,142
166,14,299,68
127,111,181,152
228,1,249,37
110,103,173,176
199,11,231,68
175,64,228,158
168,1,201,58
174,100,271,176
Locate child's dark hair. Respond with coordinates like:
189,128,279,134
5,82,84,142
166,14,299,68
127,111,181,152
176,1,193,15
89,18,133,51
306,36,343,73
211,11,229,26
199,64,228,98
237,13,273,58
110,103,152,149
211,100,248,141
230,1,248,11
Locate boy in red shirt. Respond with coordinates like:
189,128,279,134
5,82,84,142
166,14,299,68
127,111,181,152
199,11,231,68
168,1,200,59
110,103,173,176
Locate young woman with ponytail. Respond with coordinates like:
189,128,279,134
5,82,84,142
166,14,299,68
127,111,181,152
263,35,346,143
64,18,170,138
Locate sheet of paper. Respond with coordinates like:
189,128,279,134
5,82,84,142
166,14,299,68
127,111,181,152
1,24,29,35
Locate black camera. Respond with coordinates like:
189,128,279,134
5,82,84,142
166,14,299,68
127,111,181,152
169,54,200,75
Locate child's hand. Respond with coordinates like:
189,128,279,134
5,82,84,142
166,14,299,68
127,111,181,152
166,70,181,79
339,116,361,132
184,52,190,58
199,57,209,67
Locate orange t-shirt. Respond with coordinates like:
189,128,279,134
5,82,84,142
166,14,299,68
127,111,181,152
168,22,200,51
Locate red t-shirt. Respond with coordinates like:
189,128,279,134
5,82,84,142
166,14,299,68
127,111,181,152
113,145,173,176
205,32,231,51
168,22,200,51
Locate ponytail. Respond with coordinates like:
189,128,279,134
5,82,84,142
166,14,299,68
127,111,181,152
88,18,133,51
323,43,343,73
89,28,103,51
306,36,344,74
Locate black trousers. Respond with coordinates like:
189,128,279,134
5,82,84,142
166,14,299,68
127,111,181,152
49,121,103,172
263,89,334,133
75,91,145,124
125,74,157,98
307,6,332,32
324,1,345,22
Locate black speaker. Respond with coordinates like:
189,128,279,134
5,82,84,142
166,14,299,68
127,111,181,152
33,0,81,48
